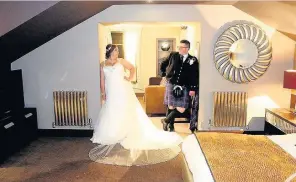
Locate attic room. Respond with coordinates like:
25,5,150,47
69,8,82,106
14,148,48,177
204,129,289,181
0,1,296,182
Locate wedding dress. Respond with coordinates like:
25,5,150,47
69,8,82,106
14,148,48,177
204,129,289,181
89,61,183,166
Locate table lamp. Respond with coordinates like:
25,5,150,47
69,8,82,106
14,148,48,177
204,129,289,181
283,70,296,114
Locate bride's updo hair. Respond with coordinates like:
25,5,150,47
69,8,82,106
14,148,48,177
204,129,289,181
105,44,117,59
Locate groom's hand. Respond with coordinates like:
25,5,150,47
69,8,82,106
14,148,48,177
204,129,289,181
189,91,195,96
160,77,167,85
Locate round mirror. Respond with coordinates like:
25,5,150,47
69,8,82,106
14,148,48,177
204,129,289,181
213,21,272,84
229,39,258,69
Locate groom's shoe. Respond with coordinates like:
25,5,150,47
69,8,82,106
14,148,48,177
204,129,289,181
161,119,169,131
161,108,173,131
190,127,197,133
169,124,175,132
162,108,179,131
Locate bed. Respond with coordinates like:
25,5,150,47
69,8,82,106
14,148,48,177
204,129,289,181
181,132,296,182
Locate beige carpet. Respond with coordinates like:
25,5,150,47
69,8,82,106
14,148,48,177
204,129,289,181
0,97,190,182
196,132,296,182
0,137,184,182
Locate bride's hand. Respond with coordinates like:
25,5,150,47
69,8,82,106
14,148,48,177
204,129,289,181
124,76,131,82
101,93,106,104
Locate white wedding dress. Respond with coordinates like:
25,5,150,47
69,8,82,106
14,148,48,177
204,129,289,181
89,61,183,166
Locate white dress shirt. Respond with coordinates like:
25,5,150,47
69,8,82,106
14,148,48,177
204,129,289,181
181,54,188,62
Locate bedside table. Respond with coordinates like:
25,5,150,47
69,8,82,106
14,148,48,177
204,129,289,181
265,108,296,134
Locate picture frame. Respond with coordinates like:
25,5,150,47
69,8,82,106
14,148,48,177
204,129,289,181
156,38,176,77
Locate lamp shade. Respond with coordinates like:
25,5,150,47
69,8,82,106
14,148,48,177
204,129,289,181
283,70,296,89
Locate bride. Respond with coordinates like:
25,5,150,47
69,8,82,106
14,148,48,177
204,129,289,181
89,44,183,166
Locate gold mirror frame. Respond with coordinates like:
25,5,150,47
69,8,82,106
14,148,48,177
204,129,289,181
214,21,272,84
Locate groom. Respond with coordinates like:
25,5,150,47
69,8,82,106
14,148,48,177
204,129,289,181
160,39,199,132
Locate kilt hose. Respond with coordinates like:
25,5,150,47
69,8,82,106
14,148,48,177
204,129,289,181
189,90,199,131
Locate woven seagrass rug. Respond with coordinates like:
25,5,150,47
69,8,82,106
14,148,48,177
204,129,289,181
195,132,296,182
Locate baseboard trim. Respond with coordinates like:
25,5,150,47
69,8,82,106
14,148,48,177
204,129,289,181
196,130,270,135
197,122,286,135
37,122,284,137
243,131,265,135
38,129,93,137
197,130,244,134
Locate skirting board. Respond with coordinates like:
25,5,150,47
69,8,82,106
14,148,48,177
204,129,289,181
197,130,244,134
37,121,284,137
38,129,93,137
197,122,285,135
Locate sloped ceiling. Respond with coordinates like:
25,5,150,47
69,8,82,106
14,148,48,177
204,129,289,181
0,1,114,64
0,1,58,37
1,1,235,65
1,1,296,65
233,1,296,41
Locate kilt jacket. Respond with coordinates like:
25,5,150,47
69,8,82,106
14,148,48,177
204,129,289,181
160,51,199,92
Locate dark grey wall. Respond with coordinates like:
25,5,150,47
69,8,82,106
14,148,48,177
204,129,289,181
0,1,58,37
0,1,113,64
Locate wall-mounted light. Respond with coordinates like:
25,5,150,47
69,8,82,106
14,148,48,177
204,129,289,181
181,25,187,30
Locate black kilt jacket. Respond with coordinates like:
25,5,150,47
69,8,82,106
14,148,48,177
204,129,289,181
160,52,199,92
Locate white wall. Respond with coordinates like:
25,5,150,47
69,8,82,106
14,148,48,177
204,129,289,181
180,24,202,58
98,23,112,63
12,21,101,129
12,5,295,130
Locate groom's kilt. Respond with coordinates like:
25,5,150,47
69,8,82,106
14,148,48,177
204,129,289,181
164,82,190,108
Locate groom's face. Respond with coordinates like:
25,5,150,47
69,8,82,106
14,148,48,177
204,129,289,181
178,43,189,55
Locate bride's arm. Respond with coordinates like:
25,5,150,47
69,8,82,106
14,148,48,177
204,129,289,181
120,59,135,81
100,62,106,101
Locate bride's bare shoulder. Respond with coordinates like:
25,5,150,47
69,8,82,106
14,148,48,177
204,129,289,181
118,58,129,65
118,58,124,63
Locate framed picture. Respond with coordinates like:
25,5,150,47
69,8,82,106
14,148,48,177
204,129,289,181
156,38,176,77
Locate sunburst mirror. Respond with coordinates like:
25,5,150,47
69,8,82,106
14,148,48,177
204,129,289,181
214,21,272,84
